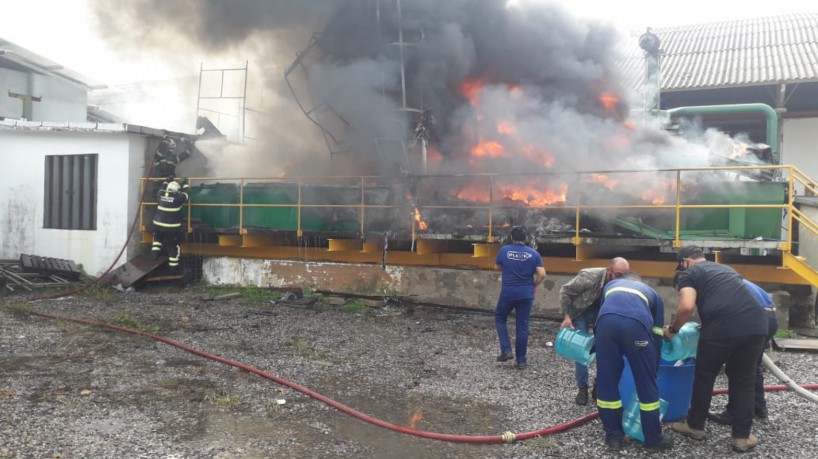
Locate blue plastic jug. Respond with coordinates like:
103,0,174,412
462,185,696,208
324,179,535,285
555,327,596,366
622,394,669,442
661,321,700,361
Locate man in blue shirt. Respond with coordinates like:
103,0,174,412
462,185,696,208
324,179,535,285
494,226,546,369
594,272,673,452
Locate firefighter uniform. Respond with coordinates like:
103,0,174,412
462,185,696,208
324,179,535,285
153,136,192,178
152,179,189,267
594,277,667,448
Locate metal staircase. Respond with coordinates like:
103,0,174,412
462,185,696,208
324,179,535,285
781,167,818,288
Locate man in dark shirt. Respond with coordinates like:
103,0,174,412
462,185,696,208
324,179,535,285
665,245,768,453
494,226,546,369
709,279,779,425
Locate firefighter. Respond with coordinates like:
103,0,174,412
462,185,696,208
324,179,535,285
594,271,673,452
151,177,189,268
153,136,193,178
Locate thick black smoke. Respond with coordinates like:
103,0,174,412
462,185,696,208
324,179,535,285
89,0,713,179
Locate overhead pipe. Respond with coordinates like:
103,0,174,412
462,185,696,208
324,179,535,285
666,103,780,164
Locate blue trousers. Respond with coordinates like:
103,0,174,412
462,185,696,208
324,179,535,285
495,297,533,364
595,314,664,447
573,307,598,387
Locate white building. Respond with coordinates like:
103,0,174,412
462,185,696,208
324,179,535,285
1,39,188,276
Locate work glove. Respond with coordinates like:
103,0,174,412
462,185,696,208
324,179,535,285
181,177,189,186
166,175,175,183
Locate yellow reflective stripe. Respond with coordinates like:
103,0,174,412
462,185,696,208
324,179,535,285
153,221,181,228
605,286,649,306
596,399,623,409
639,400,661,411
652,326,664,336
157,206,183,212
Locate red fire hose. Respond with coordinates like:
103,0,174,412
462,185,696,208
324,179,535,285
28,310,818,445
30,310,592,443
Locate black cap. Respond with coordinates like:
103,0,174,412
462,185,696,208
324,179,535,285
510,225,527,242
677,245,704,262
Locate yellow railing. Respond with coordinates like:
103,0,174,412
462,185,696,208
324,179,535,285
139,165,818,256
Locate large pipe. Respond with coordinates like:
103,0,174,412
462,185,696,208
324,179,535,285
762,352,818,404
666,103,780,164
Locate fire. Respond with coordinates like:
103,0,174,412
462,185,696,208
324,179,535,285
640,189,665,205
456,181,490,203
413,208,428,231
497,121,516,135
470,140,505,159
497,183,568,206
586,173,618,190
638,175,680,205
599,91,619,113
460,79,484,107
455,180,567,206
522,145,555,168
427,147,443,163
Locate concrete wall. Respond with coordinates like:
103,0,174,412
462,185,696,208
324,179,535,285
203,257,805,329
0,129,147,275
202,257,681,323
0,68,87,122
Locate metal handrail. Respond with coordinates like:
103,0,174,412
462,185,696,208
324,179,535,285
138,165,818,255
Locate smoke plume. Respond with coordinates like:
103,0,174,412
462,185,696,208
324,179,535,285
89,0,748,180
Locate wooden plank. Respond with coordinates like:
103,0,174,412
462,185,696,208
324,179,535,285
106,255,168,288
773,338,818,351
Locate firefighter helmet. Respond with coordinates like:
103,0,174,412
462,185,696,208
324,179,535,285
166,181,181,193
159,136,177,155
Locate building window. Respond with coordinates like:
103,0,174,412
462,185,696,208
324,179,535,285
44,154,98,230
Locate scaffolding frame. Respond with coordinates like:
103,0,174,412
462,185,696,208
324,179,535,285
196,61,249,142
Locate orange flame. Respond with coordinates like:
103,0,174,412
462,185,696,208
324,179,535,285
470,140,505,159
455,180,567,206
497,121,516,135
522,145,556,168
413,208,428,231
599,91,619,113
460,79,484,107
586,173,618,190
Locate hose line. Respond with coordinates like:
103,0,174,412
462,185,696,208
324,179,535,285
29,310,818,444
31,310,598,444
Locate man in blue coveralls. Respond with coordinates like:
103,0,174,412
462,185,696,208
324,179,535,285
594,272,673,452
494,226,546,369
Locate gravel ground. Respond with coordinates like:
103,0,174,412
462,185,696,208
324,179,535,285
2,284,818,459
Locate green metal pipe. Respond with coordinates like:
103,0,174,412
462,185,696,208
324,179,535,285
667,103,779,164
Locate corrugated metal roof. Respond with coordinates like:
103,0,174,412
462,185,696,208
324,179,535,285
619,13,818,91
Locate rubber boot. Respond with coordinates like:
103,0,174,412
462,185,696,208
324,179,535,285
575,386,589,405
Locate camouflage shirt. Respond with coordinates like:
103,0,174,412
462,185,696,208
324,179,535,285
559,267,607,318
